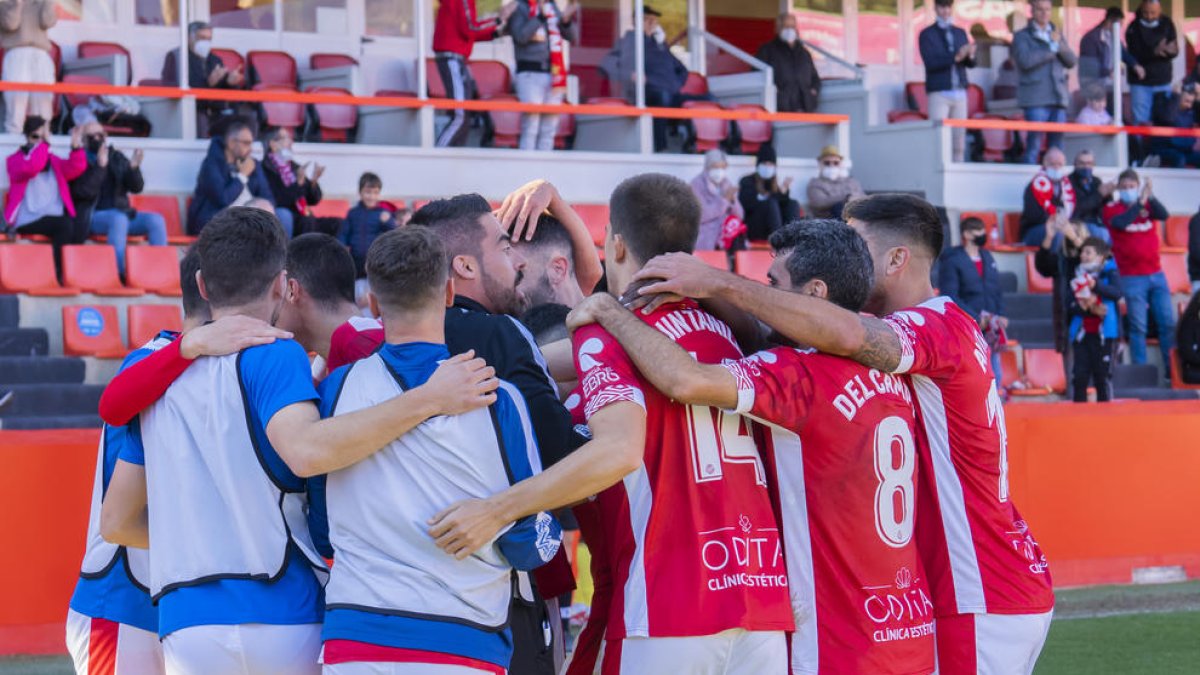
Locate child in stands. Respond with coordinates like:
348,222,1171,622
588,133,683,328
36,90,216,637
340,172,395,305
1075,83,1113,126
1068,237,1123,402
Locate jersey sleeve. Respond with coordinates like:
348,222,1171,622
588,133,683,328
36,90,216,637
572,323,646,422
721,348,815,429
97,336,189,426
239,340,321,426
881,303,972,378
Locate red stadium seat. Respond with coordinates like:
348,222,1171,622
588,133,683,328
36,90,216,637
1165,215,1190,249
694,250,729,271
585,97,629,106
998,350,1021,389
733,104,772,154
310,53,358,70
573,64,611,100
77,41,133,84
681,72,709,97
125,246,182,296
1003,212,1023,245
373,89,416,98
255,84,305,133
211,48,245,75
486,94,521,148
127,304,182,350
572,204,609,246
682,101,727,152
63,305,126,358
247,50,298,88
1021,348,1066,394
960,211,999,244
308,86,358,142
129,194,191,245
734,250,773,284
309,198,351,219
62,245,144,296
554,113,575,150
887,109,928,123
469,60,512,99
904,82,929,116
1169,349,1200,390
977,114,1014,163
1160,251,1191,294
0,244,79,295
1025,253,1054,294
425,59,447,98
966,83,987,118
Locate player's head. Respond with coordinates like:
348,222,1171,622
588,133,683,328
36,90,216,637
366,226,452,326
520,302,572,346
767,219,873,312
275,233,358,351
411,193,528,317
195,207,288,322
606,173,700,296
843,193,943,315
515,215,582,308
179,246,211,328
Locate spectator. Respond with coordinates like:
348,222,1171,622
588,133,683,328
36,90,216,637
689,149,743,251
0,0,56,134
1067,237,1123,402
3,119,86,278
1125,0,1178,126
805,145,864,219
938,216,1008,386
261,128,325,235
340,172,394,284
1020,147,1076,245
67,119,110,244
186,118,282,235
1188,204,1200,293
162,22,244,137
1103,168,1174,368
1175,289,1200,383
600,6,692,152
509,0,579,151
432,0,513,147
1035,216,1095,373
1079,7,1136,94
755,13,822,113
1068,149,1115,240
739,145,799,241
1149,83,1200,168
1012,0,1077,164
1075,83,1114,125
919,0,976,163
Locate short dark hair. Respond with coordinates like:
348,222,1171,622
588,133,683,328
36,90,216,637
1118,168,1140,183
409,193,492,269
1083,82,1107,101
196,207,288,308
521,215,574,269
935,0,953,8
22,116,46,137
359,172,382,192
843,193,944,258
179,246,209,321
222,116,254,141
769,219,873,312
959,216,986,234
1104,6,1124,22
1081,236,1111,258
609,173,700,262
366,226,448,313
287,233,357,309
519,303,571,346
187,21,210,38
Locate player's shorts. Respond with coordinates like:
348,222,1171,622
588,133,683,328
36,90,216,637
323,663,503,674
162,622,322,675
603,629,787,675
66,608,164,675
934,610,1054,675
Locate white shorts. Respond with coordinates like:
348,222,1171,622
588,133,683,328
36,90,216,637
607,629,787,675
934,610,1054,675
163,623,322,675
66,608,165,675
323,663,502,674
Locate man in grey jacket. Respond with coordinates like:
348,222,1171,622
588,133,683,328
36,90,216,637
509,0,579,150
1012,0,1077,164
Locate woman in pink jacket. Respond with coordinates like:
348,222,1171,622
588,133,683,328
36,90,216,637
5,116,86,278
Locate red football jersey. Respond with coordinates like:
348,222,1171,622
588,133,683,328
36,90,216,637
723,347,935,675
883,297,1054,616
327,316,385,372
572,300,793,640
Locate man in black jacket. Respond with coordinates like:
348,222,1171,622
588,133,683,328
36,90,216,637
1188,206,1200,294
1067,149,1115,239
1125,0,1178,125
919,0,975,162
756,13,821,114
937,216,1007,386
161,21,244,136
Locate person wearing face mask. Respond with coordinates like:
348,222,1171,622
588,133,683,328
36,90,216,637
1067,149,1115,242
1103,168,1173,370
1067,237,1122,402
261,127,325,236
755,13,821,113
187,117,280,235
1020,147,1077,246
1011,0,1076,165
162,22,245,137
1125,0,1178,126
1035,215,1096,380
919,0,976,163
738,145,800,241
689,149,744,251
804,145,864,219
1148,83,1200,168
937,216,1008,388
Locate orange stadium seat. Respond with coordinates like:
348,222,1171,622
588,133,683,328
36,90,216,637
0,244,79,295
572,204,609,246
998,349,1021,389
683,101,727,152
61,245,144,297
310,53,358,70
129,194,191,245
62,305,125,358
248,50,298,88
77,41,133,84
1003,212,1023,245
1169,349,1200,390
1160,251,1190,294
308,86,358,142
694,250,729,270
1165,215,1190,249
904,81,929,116
735,250,773,284
211,48,244,75
127,304,183,350
469,60,512,99
125,246,182,296
734,104,772,154
309,198,351,219
1025,253,1054,294
977,114,1014,163
681,72,709,97
486,94,521,148
1021,348,1066,394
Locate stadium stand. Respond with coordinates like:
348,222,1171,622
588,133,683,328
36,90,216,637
61,246,144,297
734,250,772,284
61,304,125,359
125,246,183,296
310,53,359,70
127,304,182,350
248,50,299,89
0,245,79,296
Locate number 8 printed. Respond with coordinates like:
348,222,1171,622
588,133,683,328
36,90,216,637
874,415,916,548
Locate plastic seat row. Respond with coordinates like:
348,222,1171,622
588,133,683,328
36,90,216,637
962,211,1192,251
63,303,182,358
0,244,181,297
1024,251,1190,295
999,348,1065,395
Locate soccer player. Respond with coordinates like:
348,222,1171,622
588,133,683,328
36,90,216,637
319,226,562,674
632,194,1055,674
566,219,936,675
428,173,793,674
99,207,501,675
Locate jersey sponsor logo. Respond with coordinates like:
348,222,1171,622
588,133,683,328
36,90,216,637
1009,520,1051,576
577,337,605,372
698,515,787,593
862,565,935,644
535,512,560,562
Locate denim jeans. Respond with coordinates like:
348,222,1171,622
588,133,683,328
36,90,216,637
274,207,295,238
515,71,564,151
1021,106,1066,164
1129,84,1173,125
90,209,168,273
1123,271,1176,367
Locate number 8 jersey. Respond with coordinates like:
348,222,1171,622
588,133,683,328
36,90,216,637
724,347,936,675
572,300,794,641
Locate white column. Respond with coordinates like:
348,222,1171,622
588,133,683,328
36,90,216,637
179,0,196,140
416,0,433,147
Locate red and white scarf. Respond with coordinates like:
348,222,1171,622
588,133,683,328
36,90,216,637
1030,170,1075,219
534,1,568,88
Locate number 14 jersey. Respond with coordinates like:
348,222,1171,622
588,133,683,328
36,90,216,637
572,300,794,641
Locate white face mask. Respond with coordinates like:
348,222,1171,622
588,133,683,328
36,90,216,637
780,28,798,43
1140,19,1159,29
275,148,293,163
820,166,840,180
757,164,776,180
193,39,213,58
707,168,726,184
652,26,666,44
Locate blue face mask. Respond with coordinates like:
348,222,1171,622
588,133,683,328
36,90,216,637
1119,188,1140,204
1074,167,1093,181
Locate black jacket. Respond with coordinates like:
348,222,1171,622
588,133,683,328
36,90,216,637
1125,17,1178,87
261,156,322,218
918,23,974,93
445,296,582,467
756,38,822,113
1035,242,1079,353
1177,306,1200,383
1068,171,1105,226
1019,179,1066,239
1188,212,1200,284
162,49,229,89
936,246,1005,320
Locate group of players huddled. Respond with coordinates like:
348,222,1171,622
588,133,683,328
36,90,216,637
66,173,1054,675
